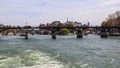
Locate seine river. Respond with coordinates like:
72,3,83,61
0,35,120,68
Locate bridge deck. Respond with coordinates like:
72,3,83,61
0,26,120,32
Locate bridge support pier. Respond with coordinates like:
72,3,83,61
25,31,28,39
100,29,108,38
118,28,120,33
13,30,16,35
51,31,56,39
77,29,83,38
31,29,34,35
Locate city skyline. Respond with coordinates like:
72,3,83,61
0,0,120,26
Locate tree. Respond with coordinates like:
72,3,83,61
116,17,120,26
59,28,70,35
101,10,120,27
57,23,64,27
101,21,107,27
116,11,120,17
67,23,74,27
67,23,74,33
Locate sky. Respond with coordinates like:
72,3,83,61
0,0,120,26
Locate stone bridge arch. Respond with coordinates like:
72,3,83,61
0,29,22,36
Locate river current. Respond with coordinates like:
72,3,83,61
0,35,120,68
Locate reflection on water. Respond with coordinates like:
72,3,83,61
0,35,120,68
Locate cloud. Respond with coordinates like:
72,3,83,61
100,0,120,6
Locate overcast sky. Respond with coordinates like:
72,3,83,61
0,0,120,26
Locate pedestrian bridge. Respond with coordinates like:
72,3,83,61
0,26,120,39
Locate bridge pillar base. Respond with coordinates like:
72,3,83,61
100,32,108,38
77,33,83,38
25,31,28,39
77,30,83,38
100,29,108,38
52,31,56,39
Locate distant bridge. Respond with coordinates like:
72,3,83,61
0,26,120,39
30,26,120,30
0,26,120,31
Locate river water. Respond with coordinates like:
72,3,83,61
0,35,120,68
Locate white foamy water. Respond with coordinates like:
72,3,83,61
0,50,65,68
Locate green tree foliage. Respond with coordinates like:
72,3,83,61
59,28,70,35
101,10,120,27
67,23,74,27
57,23,64,27
67,23,74,33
